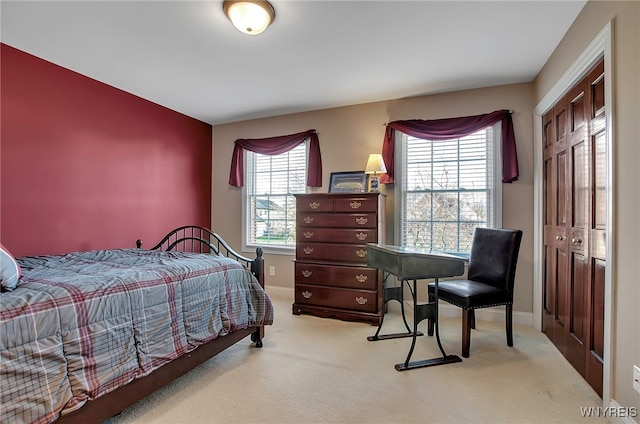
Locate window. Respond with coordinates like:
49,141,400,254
396,125,501,254
244,142,307,252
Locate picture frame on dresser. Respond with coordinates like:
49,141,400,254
328,171,367,193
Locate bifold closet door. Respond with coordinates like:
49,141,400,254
542,58,605,397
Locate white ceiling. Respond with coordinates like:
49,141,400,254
1,0,586,125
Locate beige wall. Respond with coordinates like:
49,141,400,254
534,0,639,413
212,83,535,313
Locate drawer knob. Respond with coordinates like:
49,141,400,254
303,216,314,224
355,274,368,283
355,249,367,258
355,296,368,305
355,217,368,225
303,231,314,239
355,232,368,241
350,201,362,209
303,247,314,255
309,202,320,209
302,270,312,278
302,290,312,299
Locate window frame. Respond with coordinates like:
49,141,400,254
394,123,503,254
241,141,308,255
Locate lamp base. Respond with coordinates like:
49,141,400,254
369,176,380,192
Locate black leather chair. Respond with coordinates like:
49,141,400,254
427,227,523,358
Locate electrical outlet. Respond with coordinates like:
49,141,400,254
269,266,275,276
634,365,640,394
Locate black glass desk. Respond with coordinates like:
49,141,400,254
366,243,467,371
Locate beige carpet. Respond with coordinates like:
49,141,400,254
106,286,604,424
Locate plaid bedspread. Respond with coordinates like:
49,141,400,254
0,249,274,424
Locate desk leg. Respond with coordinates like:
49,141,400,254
432,278,449,358
395,278,462,371
368,278,424,341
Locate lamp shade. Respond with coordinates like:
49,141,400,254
365,154,387,175
223,0,275,35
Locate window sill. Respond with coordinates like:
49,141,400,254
242,244,295,257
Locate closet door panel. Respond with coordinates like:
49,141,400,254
542,58,605,397
566,79,589,377
584,60,606,396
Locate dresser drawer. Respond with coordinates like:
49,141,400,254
334,197,378,213
296,242,370,264
295,284,377,313
295,262,378,290
297,228,377,244
297,213,377,229
297,197,334,212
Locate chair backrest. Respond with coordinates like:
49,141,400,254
467,227,523,293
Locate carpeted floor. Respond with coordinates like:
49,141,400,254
106,286,604,424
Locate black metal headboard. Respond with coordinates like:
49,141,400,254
136,225,264,285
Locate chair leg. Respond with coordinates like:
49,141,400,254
470,309,476,329
427,293,434,336
462,309,473,358
506,304,513,347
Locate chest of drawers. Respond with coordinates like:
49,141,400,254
293,193,385,325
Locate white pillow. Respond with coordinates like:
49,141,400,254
1,242,22,291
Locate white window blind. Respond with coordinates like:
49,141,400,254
244,142,307,250
398,126,500,254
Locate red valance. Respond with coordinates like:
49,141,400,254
229,129,322,187
380,110,518,184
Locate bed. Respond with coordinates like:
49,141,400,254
0,226,274,424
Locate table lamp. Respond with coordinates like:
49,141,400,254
365,153,387,192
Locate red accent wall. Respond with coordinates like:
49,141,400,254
0,44,212,257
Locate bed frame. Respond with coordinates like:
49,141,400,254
57,226,266,423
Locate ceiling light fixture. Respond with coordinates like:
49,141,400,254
223,0,276,35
